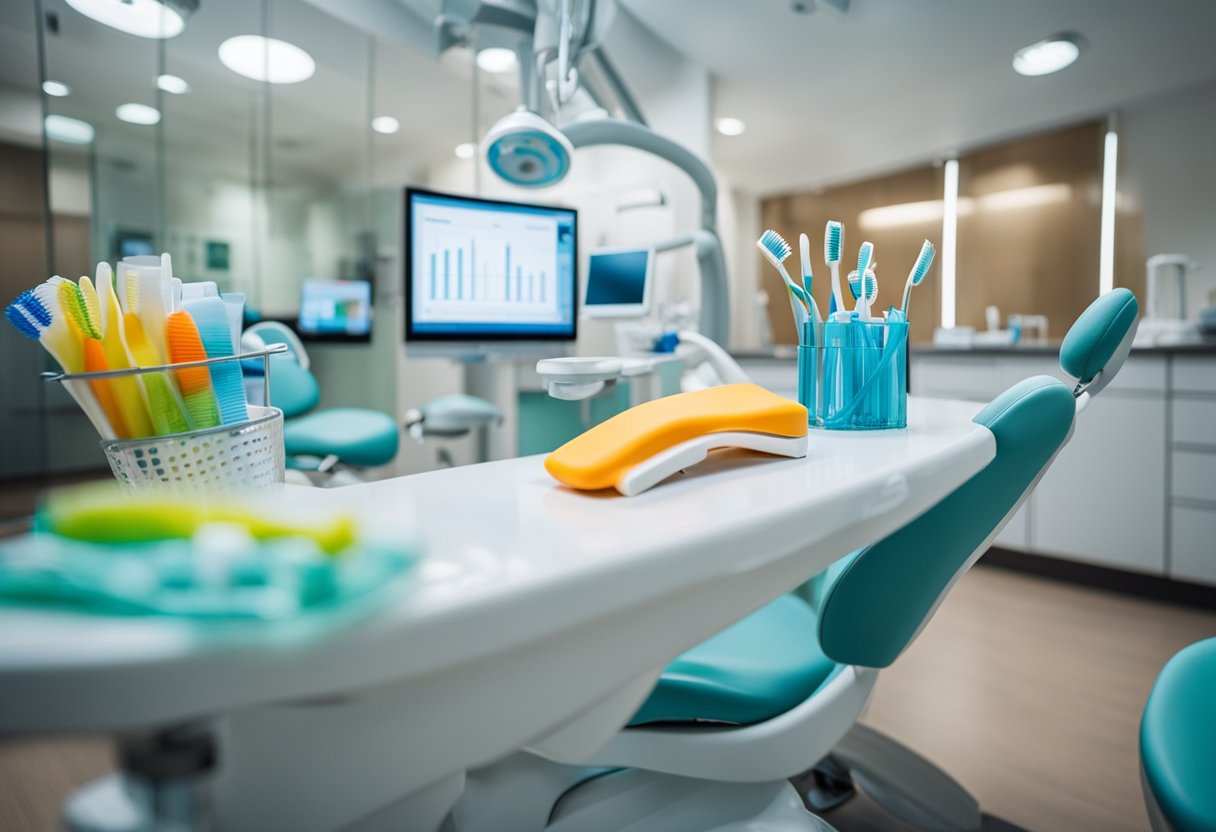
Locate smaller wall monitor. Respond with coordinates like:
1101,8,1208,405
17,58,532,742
583,246,654,318
297,279,372,342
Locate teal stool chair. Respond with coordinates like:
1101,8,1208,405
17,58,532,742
452,290,1141,832
1140,637,1216,832
243,322,400,482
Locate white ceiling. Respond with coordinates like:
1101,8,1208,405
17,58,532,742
620,0,1216,196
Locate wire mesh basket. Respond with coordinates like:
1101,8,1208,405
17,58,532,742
43,345,289,490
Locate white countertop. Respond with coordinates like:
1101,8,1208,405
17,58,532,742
0,396,993,737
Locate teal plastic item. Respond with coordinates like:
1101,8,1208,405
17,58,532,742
283,408,400,467
629,594,838,727
817,375,1075,667
820,319,908,430
1141,637,1216,832
797,320,824,427
0,531,417,619
266,354,321,419
1060,288,1138,382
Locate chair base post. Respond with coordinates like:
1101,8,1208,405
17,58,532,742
832,723,982,832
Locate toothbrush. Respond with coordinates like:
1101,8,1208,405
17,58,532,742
899,240,936,319
798,233,822,325
95,263,155,438
6,281,114,438
757,230,812,313
848,269,878,310
824,221,846,319
184,296,249,425
855,241,875,319
165,310,221,429
124,278,192,435
72,277,129,438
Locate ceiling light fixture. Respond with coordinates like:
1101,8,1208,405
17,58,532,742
42,80,71,97
156,73,190,94
218,35,315,84
454,142,476,159
1013,32,1083,77
715,117,746,136
476,48,517,74
64,0,196,40
44,114,94,144
371,116,400,135
116,103,161,125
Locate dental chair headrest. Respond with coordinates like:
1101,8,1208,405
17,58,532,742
1060,288,1139,399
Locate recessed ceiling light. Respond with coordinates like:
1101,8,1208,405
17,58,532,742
44,114,94,144
218,35,315,84
1013,33,1083,76
476,48,517,74
454,142,476,159
715,117,746,136
371,116,400,135
156,73,190,94
64,0,195,39
42,80,71,97
116,103,161,125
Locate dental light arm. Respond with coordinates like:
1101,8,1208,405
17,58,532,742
562,119,730,347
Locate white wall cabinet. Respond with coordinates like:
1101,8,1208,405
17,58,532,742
911,352,1216,582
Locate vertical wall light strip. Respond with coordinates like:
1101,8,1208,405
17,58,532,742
941,158,959,329
1099,127,1118,295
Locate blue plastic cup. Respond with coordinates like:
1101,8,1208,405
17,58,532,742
797,320,823,427
821,319,908,430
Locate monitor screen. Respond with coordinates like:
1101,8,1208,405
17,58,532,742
405,188,578,342
584,247,653,318
297,279,373,340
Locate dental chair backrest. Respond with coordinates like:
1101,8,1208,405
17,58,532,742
242,321,320,419
816,289,1139,669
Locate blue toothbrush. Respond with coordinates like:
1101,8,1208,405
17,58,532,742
899,240,936,319
184,297,248,425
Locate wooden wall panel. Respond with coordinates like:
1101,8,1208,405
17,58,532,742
760,120,1145,345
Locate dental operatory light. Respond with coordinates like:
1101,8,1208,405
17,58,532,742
42,81,71,97
454,142,476,159
156,74,190,94
116,103,161,125
44,114,94,144
218,35,315,84
483,108,573,188
476,48,517,74
371,116,400,134
1012,33,1083,76
65,0,195,39
715,117,746,136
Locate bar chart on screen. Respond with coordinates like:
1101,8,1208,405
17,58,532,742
414,199,564,324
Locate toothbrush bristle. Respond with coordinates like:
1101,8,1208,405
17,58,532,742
848,271,879,303
758,229,791,261
825,221,843,262
61,279,101,340
857,241,874,275
125,271,140,315
5,299,42,340
78,277,104,338
911,240,936,286
13,289,52,328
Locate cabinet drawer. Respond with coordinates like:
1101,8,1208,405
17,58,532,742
1173,356,1216,394
1173,399,1216,447
1173,451,1216,503
1171,507,1216,586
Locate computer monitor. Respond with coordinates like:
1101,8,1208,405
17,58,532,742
405,188,577,356
297,279,373,342
583,246,654,318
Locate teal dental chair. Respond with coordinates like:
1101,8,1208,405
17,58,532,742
451,289,1140,832
1140,637,1216,832
243,322,400,483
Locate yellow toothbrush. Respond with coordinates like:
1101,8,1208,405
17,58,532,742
94,263,154,438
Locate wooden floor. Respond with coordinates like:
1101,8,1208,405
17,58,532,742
1,563,1213,831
